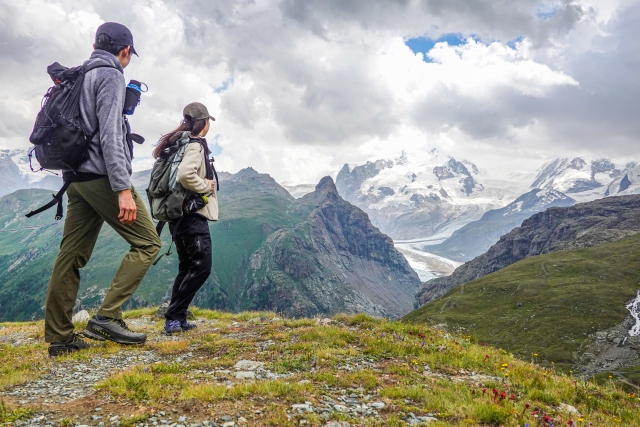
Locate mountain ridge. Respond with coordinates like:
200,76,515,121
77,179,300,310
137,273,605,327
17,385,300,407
415,194,640,307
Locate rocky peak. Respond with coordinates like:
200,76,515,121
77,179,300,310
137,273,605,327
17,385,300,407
569,157,587,170
395,150,409,165
433,158,471,180
432,158,477,195
335,159,394,200
228,167,292,198
591,159,617,176
315,176,338,195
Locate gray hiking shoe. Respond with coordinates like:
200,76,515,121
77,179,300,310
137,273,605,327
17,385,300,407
84,315,147,344
48,333,90,357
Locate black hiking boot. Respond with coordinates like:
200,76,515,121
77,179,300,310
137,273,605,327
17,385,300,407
84,315,147,344
48,333,90,357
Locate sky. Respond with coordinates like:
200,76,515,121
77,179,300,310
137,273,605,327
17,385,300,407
0,0,638,185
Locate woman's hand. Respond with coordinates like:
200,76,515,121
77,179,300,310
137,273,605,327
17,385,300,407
210,179,216,193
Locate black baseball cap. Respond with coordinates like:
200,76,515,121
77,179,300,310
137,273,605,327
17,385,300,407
95,22,138,56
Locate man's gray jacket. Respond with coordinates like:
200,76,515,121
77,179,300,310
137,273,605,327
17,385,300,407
78,49,132,192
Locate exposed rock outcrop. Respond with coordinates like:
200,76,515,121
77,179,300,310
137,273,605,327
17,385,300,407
574,315,640,378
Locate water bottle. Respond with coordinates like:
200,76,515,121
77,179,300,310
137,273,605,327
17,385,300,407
123,80,147,115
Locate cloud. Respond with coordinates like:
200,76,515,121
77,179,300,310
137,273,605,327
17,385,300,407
0,0,637,185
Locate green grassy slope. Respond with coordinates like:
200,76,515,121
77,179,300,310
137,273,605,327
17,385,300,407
404,233,640,368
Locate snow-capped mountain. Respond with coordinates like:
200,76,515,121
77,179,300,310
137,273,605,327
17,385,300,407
530,157,640,202
335,149,531,240
336,152,640,244
0,149,62,197
604,163,640,197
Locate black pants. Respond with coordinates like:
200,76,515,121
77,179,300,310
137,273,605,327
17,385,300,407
166,214,212,321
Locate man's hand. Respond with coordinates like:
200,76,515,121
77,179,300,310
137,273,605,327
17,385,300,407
118,189,137,225
210,179,216,193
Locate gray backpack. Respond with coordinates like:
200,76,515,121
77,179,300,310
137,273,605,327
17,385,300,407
146,132,194,223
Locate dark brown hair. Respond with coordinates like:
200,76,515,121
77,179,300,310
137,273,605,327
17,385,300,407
153,115,208,158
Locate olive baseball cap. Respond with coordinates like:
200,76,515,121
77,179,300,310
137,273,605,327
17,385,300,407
95,22,138,56
183,102,216,121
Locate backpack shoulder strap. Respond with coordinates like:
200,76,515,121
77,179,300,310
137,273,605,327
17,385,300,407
82,62,118,142
84,62,118,74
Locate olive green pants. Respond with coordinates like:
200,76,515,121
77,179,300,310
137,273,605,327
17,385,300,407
44,177,162,343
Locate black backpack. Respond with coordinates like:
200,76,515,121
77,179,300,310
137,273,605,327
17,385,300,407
25,61,116,220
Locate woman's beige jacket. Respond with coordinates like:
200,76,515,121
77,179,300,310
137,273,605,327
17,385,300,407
176,139,218,221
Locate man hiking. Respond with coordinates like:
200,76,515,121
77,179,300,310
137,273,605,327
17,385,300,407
45,22,161,357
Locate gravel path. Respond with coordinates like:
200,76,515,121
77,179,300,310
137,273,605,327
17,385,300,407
2,350,161,406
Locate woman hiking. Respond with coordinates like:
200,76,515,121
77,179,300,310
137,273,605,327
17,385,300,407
153,102,218,334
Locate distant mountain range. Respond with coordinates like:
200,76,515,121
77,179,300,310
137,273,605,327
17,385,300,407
336,151,640,262
0,167,419,321
335,149,527,241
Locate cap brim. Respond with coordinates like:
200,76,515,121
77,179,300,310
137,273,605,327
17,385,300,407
130,45,139,56
208,115,216,121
